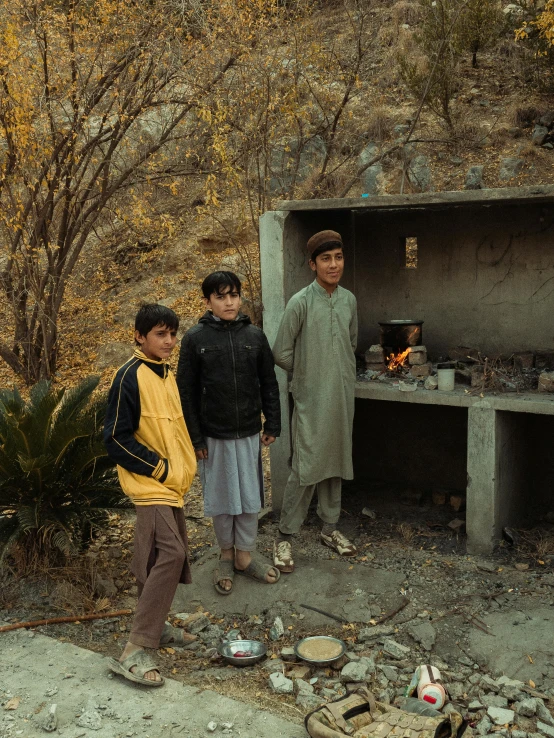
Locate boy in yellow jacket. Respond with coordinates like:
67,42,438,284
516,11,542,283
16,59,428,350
104,304,197,687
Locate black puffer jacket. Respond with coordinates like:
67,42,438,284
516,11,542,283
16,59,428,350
176,312,281,449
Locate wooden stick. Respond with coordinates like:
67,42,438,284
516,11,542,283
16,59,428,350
0,609,132,633
299,604,348,624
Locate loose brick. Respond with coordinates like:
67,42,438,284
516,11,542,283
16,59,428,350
408,346,427,365
410,362,431,378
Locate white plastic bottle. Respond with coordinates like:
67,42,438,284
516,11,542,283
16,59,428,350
416,665,446,709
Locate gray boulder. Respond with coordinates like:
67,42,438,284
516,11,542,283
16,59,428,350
340,661,369,684
465,165,484,190
499,157,524,182
407,155,432,192
532,125,549,146
269,672,294,694
269,136,327,196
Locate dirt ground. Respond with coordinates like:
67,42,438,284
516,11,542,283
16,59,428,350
3,476,554,728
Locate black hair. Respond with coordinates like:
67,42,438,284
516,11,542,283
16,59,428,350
310,241,343,262
201,271,241,299
134,304,179,345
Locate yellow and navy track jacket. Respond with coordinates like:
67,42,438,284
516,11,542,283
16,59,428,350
103,349,197,507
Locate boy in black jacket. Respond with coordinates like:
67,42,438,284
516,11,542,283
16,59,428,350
177,272,281,594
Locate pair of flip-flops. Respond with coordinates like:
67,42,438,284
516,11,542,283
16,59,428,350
214,555,280,594
108,623,197,686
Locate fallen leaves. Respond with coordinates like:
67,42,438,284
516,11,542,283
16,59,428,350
4,697,20,710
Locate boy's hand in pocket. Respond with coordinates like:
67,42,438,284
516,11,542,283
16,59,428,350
261,434,276,447
195,448,208,460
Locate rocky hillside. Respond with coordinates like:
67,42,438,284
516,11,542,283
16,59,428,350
1,0,552,390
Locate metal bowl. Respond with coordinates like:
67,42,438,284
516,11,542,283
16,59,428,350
217,639,267,667
294,636,347,666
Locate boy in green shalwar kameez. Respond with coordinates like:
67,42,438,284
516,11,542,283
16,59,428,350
272,230,358,573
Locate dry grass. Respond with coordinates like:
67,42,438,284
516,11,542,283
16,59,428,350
514,528,554,564
391,0,422,30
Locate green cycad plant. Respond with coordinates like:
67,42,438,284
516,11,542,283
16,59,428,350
0,376,127,572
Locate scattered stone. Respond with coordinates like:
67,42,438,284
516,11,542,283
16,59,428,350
487,706,515,725
262,658,285,674
362,507,377,519
424,375,438,390
77,700,102,731
483,694,508,709
358,625,395,642
359,656,376,676
476,716,493,735
448,519,466,533
294,679,314,695
286,665,312,680
469,700,485,710
499,157,524,182
481,675,501,692
281,647,296,662
207,722,218,733
225,628,241,640
269,616,285,641
379,665,399,681
465,165,484,190
405,621,436,651
512,732,528,738
515,699,539,717
450,156,463,165
536,703,554,726
40,704,57,733
340,661,370,684
382,639,411,660
537,722,554,738
269,672,294,695
449,682,466,700
532,126,549,146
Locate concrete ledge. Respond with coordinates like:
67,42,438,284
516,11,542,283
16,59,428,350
355,381,554,415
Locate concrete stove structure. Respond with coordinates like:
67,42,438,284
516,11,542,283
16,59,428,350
260,185,554,554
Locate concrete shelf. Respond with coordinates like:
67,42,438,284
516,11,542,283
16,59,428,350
355,381,554,415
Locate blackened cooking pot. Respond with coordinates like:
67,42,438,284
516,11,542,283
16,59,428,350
379,320,423,352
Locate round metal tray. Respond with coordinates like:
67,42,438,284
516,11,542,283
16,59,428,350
294,635,347,665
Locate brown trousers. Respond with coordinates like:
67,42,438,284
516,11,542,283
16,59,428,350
129,505,191,649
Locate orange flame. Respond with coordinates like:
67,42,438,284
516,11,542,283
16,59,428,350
387,347,411,371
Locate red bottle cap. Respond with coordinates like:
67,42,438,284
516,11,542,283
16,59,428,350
423,694,437,704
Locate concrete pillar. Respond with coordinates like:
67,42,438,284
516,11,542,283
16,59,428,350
466,404,499,554
260,211,290,510
467,405,526,554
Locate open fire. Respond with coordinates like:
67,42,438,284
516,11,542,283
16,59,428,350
387,348,411,371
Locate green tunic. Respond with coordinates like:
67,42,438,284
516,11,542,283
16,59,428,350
272,280,358,486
